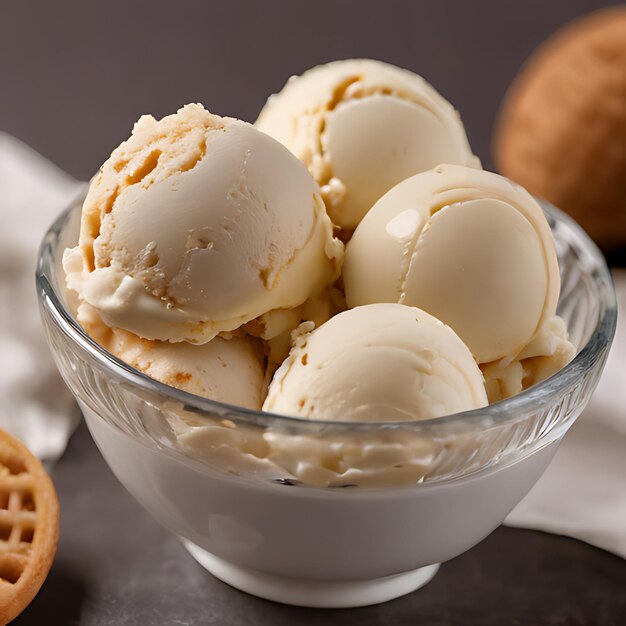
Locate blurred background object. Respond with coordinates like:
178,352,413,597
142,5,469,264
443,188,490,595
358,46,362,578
495,6,626,252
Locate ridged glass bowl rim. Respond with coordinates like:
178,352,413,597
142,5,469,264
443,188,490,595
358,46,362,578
37,197,617,435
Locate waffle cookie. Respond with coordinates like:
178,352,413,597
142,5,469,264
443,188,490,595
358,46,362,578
0,430,59,624
494,7,626,251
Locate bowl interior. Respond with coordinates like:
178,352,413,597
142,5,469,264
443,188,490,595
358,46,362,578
37,198,617,489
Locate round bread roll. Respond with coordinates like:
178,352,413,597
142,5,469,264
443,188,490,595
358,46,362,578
494,7,626,250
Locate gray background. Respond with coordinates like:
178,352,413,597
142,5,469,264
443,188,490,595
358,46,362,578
4,1,626,624
0,0,621,179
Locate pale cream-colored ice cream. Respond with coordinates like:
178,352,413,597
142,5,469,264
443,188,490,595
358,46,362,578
263,303,488,422
480,315,575,403
249,285,347,371
256,59,480,231
343,164,562,365
77,304,266,408
167,409,442,488
64,104,343,344
263,428,441,488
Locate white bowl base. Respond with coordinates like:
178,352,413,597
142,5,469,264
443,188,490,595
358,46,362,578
183,539,440,608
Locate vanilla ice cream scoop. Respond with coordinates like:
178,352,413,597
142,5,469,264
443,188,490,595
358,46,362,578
64,104,343,344
481,315,575,404
343,165,561,364
256,59,480,231
263,304,487,422
77,304,266,409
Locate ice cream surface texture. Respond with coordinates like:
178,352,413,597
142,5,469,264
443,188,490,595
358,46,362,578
263,304,488,422
256,59,480,231
343,165,561,364
64,104,343,344
480,315,575,404
77,304,266,408
52,61,580,491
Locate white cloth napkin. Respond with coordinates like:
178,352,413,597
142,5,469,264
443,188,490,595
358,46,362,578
506,270,626,557
0,133,84,462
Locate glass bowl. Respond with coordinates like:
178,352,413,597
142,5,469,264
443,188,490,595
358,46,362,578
37,198,616,608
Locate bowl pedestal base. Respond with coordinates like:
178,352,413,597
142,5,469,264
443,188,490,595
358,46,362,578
183,540,440,608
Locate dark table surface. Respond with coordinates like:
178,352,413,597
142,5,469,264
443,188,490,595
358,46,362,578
12,421,626,625
4,1,626,623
